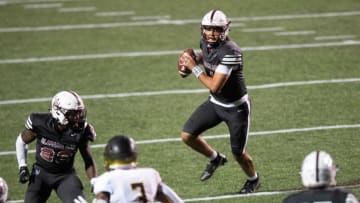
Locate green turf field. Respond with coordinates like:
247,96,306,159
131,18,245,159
0,0,359,202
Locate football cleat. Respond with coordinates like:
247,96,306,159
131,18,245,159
239,173,261,194
200,152,227,181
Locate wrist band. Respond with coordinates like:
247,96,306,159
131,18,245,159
192,66,203,78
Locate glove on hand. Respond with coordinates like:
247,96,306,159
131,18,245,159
19,166,30,184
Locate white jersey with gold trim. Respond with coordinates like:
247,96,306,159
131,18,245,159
92,167,163,203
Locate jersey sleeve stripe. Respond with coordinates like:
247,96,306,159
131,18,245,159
221,54,243,65
25,116,33,130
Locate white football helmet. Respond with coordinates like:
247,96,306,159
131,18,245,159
201,10,231,42
0,177,8,203
301,151,337,188
50,90,86,128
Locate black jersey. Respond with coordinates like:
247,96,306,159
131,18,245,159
200,38,247,103
283,188,356,203
25,113,96,173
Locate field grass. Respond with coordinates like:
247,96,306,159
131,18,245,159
0,0,359,202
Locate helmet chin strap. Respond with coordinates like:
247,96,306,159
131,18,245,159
108,162,137,170
54,121,67,132
206,40,220,49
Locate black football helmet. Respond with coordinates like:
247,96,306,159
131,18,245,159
104,135,138,170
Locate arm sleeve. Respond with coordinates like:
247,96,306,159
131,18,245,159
215,64,232,75
16,134,28,168
159,182,183,203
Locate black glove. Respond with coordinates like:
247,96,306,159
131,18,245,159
19,166,30,184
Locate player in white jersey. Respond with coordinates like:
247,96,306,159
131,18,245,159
91,135,183,203
283,151,359,203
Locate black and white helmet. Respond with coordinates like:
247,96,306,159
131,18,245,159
201,10,230,41
104,135,138,170
301,151,337,188
50,90,86,128
0,177,8,203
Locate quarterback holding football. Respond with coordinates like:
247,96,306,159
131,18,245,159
178,9,261,194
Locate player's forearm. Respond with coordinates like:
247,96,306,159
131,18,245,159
158,183,183,203
86,165,97,180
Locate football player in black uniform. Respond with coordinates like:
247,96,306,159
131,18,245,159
283,151,359,203
15,90,97,203
179,9,260,194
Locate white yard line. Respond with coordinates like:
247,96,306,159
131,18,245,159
230,11,360,21
0,0,77,4
131,15,171,21
0,11,359,33
1,124,360,155
95,11,135,17
183,184,360,202
274,30,316,36
242,26,285,32
0,78,359,106
0,40,359,64
6,183,360,203
23,3,62,9
58,6,96,12
183,190,297,202
315,35,356,41
7,184,360,203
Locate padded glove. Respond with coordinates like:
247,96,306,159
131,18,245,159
19,166,30,184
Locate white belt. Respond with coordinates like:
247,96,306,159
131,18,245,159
210,94,248,108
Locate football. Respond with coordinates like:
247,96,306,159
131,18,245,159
177,48,197,78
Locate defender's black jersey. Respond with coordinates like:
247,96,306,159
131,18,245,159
200,38,247,103
283,188,355,203
25,113,96,173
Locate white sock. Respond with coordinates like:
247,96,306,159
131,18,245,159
248,172,258,181
209,151,218,161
